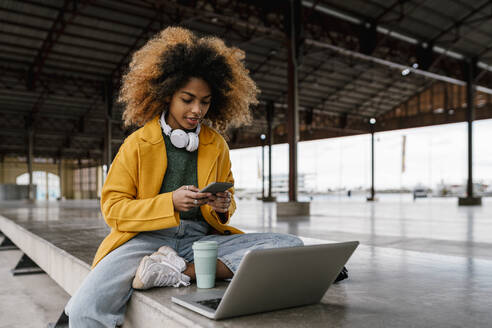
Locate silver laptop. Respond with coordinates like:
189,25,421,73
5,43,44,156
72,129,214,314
172,241,359,320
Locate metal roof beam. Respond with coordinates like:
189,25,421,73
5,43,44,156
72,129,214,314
306,39,492,95
1,17,132,51
0,107,105,123
427,1,492,71
0,144,104,155
0,39,119,66
374,0,411,23
20,0,155,31
430,0,492,44
30,0,88,90
301,1,492,73
0,128,106,142
0,6,144,41
111,10,161,82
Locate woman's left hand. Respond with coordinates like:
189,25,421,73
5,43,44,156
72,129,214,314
207,191,231,213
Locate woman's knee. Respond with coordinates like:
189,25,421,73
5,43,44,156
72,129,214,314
268,233,304,247
281,233,304,247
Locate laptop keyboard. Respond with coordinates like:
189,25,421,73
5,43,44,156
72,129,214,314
197,298,222,310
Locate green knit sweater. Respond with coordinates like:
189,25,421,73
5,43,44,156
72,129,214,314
159,131,204,221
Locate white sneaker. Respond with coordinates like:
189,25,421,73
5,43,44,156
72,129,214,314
132,253,190,290
151,246,188,272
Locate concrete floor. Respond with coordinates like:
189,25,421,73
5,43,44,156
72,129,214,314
233,195,492,260
0,249,70,328
0,195,491,327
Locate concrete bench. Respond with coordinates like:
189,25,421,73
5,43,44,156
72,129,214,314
1,201,492,328
0,204,335,328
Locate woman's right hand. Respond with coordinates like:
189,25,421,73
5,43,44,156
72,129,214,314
172,185,212,212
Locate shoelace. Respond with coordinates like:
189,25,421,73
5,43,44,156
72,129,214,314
158,261,190,287
151,252,186,271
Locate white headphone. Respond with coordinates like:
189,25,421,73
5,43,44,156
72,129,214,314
160,111,201,152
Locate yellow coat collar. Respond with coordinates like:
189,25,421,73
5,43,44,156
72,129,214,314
136,116,220,194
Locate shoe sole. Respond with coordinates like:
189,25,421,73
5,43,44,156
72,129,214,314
132,256,149,289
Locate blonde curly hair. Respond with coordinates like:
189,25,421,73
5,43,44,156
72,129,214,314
119,26,259,132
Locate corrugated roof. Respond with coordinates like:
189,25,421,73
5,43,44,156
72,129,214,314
0,0,491,159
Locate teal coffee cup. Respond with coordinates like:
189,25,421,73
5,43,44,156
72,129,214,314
192,241,218,288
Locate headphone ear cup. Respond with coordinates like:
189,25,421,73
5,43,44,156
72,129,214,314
170,129,189,148
186,132,199,152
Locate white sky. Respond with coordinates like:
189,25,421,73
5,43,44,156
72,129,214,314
230,119,492,191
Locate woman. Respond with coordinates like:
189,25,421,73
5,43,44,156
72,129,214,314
65,26,303,327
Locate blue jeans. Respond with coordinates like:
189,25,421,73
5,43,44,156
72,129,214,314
65,220,303,327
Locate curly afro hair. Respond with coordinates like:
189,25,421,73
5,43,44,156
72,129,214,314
119,26,259,133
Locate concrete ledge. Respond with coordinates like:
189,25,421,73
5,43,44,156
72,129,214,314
458,196,482,206
0,215,90,296
276,201,310,216
3,208,492,328
0,214,332,328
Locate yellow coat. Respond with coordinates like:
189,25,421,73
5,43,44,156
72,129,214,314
92,115,243,267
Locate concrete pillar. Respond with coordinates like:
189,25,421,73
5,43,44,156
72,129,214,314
459,58,481,206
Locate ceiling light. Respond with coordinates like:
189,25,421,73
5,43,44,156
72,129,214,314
401,68,410,76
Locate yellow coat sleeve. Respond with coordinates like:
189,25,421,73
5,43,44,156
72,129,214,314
204,136,237,225
100,140,180,232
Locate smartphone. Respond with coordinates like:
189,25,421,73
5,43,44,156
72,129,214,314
199,182,233,194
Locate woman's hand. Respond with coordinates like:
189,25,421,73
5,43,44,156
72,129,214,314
172,185,212,212
207,191,232,213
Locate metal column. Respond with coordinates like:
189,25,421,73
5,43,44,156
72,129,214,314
265,102,275,201
0,154,4,184
371,131,375,199
45,169,49,200
276,0,309,215
367,119,376,201
459,58,482,206
78,159,83,199
261,137,265,199
58,158,62,200
104,78,113,172
286,0,301,202
26,117,34,202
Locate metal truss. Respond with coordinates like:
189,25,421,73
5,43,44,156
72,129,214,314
30,0,92,90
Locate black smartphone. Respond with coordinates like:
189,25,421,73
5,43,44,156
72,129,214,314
199,182,233,194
